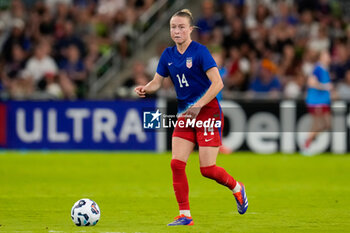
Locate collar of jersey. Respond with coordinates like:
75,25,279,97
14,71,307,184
175,40,194,57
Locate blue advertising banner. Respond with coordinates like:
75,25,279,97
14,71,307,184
3,100,157,150
0,103,6,147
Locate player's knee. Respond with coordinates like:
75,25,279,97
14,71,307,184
200,165,216,178
171,159,186,172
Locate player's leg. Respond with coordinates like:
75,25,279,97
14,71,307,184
198,146,236,189
194,98,247,214
304,115,322,148
198,146,248,214
304,105,331,152
304,106,325,149
172,136,194,162
196,99,236,189
322,111,331,131
168,135,195,226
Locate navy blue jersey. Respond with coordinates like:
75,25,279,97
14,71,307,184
156,41,217,113
306,64,331,105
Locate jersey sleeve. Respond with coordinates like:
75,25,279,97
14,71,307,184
156,49,169,78
199,46,217,72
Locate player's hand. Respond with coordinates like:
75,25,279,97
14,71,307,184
183,103,202,119
134,86,146,98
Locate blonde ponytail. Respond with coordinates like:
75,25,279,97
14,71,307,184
172,9,194,26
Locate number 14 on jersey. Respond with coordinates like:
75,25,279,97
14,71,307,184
176,74,189,88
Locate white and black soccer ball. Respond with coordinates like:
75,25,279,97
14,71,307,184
71,199,100,226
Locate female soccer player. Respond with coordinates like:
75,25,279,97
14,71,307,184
135,9,248,226
303,50,332,155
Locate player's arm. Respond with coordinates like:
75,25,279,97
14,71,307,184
134,73,165,98
185,67,223,118
308,75,332,91
196,67,223,107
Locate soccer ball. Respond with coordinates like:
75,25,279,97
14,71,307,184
71,199,100,226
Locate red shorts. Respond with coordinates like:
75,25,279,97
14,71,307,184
172,98,223,147
307,104,331,115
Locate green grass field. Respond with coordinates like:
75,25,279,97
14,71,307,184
0,151,350,233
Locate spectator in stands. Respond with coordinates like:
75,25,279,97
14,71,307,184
249,59,281,98
21,41,59,98
73,0,92,9
84,38,102,73
196,0,219,44
330,43,350,83
97,0,125,19
25,2,44,42
10,0,26,21
295,10,319,48
308,25,330,52
210,26,224,48
329,18,345,41
215,2,236,36
222,17,252,51
74,7,94,41
146,42,167,77
2,18,31,61
224,46,250,92
112,7,137,58
245,0,274,23
58,44,87,99
315,0,331,19
246,3,272,32
272,1,298,26
117,60,150,98
278,44,301,85
45,0,72,13
284,73,305,99
270,22,295,54
0,44,27,98
55,20,85,63
38,3,55,37
52,2,72,40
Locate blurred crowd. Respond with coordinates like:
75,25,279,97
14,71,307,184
2,0,350,101
121,0,350,101
0,0,155,99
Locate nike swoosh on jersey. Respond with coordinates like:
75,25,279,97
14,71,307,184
205,138,214,142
